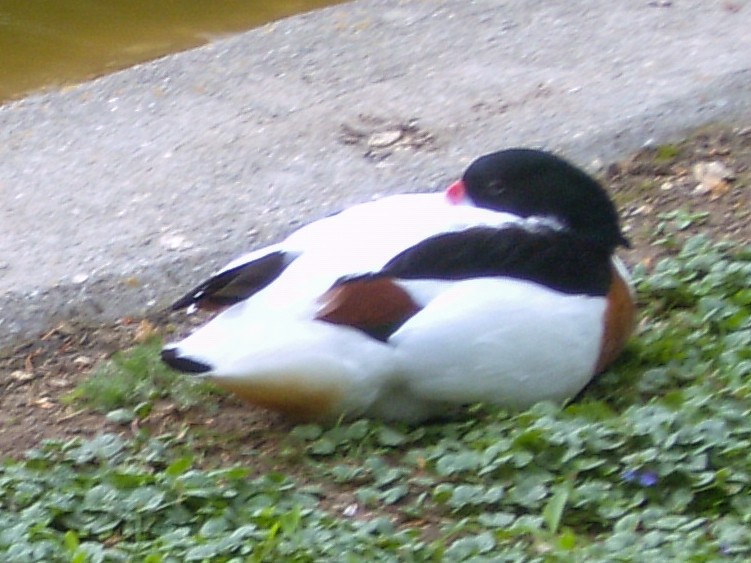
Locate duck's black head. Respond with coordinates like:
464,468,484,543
462,148,629,252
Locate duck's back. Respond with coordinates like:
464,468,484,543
246,195,520,316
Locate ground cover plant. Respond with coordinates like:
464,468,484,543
0,123,749,560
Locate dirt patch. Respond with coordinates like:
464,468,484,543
339,114,438,160
1,122,750,462
609,123,751,265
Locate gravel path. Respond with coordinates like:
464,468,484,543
1,0,750,350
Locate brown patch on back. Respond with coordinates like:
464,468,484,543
214,377,343,422
315,277,421,338
594,266,636,373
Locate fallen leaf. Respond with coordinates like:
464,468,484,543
693,161,734,199
368,130,402,148
10,370,35,383
48,378,71,388
34,397,55,409
660,180,675,191
73,355,94,367
133,319,157,343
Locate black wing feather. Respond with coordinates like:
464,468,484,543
379,225,612,296
170,249,297,311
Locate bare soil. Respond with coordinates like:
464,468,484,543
1,122,749,462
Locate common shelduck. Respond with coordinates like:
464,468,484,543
161,149,635,422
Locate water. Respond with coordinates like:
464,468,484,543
0,0,342,103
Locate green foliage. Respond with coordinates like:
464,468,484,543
67,338,219,415
653,143,681,162
3,236,751,560
0,435,327,562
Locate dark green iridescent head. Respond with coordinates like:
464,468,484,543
463,148,629,252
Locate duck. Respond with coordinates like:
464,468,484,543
161,148,635,423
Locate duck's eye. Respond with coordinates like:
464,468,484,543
488,180,506,195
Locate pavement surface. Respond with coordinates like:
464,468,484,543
1,0,750,351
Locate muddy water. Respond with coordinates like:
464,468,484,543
0,0,343,103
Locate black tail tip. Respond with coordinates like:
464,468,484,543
161,347,212,374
